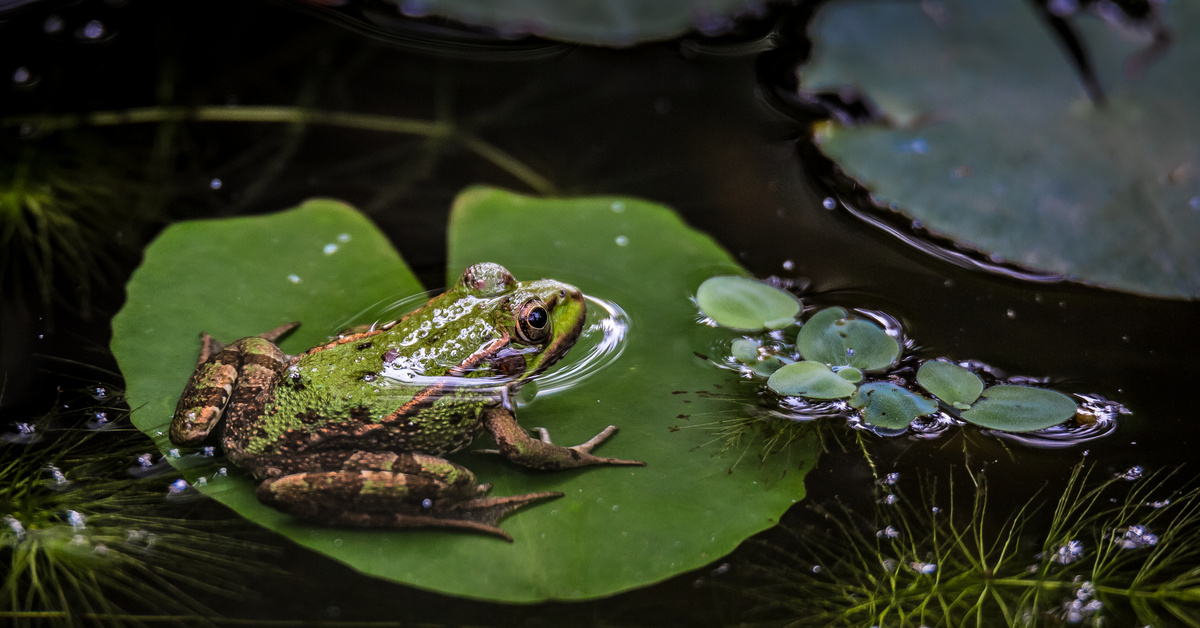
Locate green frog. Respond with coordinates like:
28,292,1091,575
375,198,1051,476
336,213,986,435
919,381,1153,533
170,262,642,541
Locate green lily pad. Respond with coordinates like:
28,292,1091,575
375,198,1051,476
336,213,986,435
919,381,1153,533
849,382,938,430
751,355,788,377
961,385,1079,432
836,366,863,383
113,190,818,602
802,0,1200,298
697,275,801,331
796,307,900,371
917,360,984,410
404,0,763,46
767,361,857,399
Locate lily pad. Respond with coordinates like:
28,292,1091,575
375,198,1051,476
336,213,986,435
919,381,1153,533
767,361,857,399
961,385,1079,432
796,307,900,371
849,382,938,430
112,190,819,602
731,338,761,363
917,360,984,409
697,275,801,331
802,0,1200,298
401,0,765,46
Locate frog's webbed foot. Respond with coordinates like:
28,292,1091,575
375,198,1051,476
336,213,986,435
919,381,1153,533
481,408,645,470
255,471,560,542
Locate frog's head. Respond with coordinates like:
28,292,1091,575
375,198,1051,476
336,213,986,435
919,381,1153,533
457,263,587,383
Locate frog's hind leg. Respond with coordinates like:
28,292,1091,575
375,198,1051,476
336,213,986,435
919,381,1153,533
256,451,561,541
257,321,300,344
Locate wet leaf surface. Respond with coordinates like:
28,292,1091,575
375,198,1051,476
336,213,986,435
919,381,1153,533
961,385,1079,432
849,382,938,430
796,307,899,371
767,360,857,399
696,275,801,331
917,360,984,409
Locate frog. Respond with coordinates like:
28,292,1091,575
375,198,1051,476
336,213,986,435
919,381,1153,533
169,262,643,541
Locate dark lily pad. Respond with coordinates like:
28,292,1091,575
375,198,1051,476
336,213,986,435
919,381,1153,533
917,360,984,410
961,385,1078,432
114,191,819,602
767,361,856,399
796,307,900,371
406,0,764,46
802,0,1200,298
697,275,801,331
849,382,938,430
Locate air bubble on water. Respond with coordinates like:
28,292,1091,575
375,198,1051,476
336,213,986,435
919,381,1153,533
712,563,730,576
881,472,900,485
1116,465,1144,481
87,411,110,430
3,422,41,444
611,504,619,512
94,543,109,556
288,274,302,284
880,493,898,505
209,178,223,190
91,386,108,400
1113,524,1158,549
810,565,821,574
167,448,181,459
338,233,351,242
217,467,227,476
168,479,189,494
1147,499,1170,508
324,243,338,255
615,235,629,247
822,197,836,210
931,506,941,514
46,465,68,486
80,20,105,40
332,538,343,547
1048,539,1084,564
12,67,31,84
67,510,87,531
910,561,937,574
781,259,795,271
610,200,625,213
1006,308,1017,319
202,446,216,457
876,525,900,539
44,14,64,33
5,516,26,540
194,477,208,488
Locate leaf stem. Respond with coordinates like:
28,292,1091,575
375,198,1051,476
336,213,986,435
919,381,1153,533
3,106,556,196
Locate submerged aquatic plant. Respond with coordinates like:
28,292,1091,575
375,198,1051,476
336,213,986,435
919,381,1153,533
735,463,1200,627
0,386,273,627
0,142,151,313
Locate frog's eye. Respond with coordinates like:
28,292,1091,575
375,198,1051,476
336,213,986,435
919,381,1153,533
516,299,551,344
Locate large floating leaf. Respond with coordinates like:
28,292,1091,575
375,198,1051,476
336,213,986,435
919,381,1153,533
112,190,818,602
802,0,1200,298
696,275,801,331
961,385,1078,432
400,0,764,46
796,307,899,371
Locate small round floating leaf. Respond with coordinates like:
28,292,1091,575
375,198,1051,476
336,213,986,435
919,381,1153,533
836,366,863,383
797,307,900,371
961,385,1078,432
730,338,761,363
917,361,984,408
696,276,801,331
751,356,789,377
767,360,856,399
849,382,938,430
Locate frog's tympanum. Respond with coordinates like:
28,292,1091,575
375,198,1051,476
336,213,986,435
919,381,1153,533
170,263,642,541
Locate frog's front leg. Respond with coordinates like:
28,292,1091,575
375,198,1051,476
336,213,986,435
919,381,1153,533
482,407,645,470
169,323,298,446
255,451,561,542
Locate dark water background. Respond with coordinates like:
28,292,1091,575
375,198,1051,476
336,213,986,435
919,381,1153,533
2,0,1198,625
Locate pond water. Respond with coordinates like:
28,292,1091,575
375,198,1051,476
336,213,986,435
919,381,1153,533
2,1,1198,626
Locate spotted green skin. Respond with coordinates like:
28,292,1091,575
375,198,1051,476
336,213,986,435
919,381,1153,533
169,263,642,540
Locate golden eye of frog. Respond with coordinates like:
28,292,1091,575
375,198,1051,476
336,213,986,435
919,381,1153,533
169,262,642,541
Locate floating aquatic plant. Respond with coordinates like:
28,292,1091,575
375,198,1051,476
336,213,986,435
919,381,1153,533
0,386,273,627
734,463,1200,627
697,275,801,331
698,278,1119,441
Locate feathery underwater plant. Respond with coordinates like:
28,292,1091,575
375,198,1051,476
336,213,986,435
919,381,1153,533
735,463,1200,627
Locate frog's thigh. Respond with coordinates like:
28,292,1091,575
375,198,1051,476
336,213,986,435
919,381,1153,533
342,451,483,495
